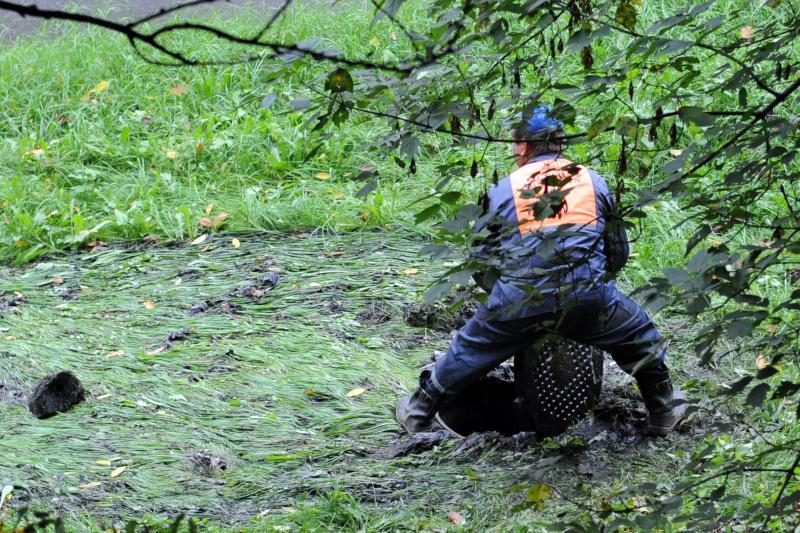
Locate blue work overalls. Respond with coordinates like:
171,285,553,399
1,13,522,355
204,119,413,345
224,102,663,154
430,154,666,395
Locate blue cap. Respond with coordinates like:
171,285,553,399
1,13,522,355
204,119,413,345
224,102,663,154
523,105,563,137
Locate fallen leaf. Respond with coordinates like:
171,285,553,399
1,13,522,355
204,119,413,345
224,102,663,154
170,83,188,96
82,80,110,101
106,350,124,358
403,268,419,276
174,277,183,286
80,481,102,490
346,387,367,397
96,459,111,466
332,192,346,200
231,238,241,249
315,171,330,181
756,355,769,369
143,299,156,310
199,218,213,228
212,212,229,228
96,394,112,400
1,485,13,508
325,251,345,257
205,203,214,215
51,277,64,286
740,25,754,39
87,240,107,249
141,115,154,125
110,466,126,478
164,149,178,160
191,234,208,245
447,511,464,525
147,346,166,356
26,148,45,158
143,234,161,244
196,143,205,153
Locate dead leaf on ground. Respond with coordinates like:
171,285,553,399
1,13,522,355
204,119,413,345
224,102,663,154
740,26,754,39
191,234,208,245
25,148,45,158
170,83,189,96
147,346,166,356
51,277,64,286
110,466,127,478
346,387,367,398
212,212,229,228
95,460,111,466
231,238,241,249
143,299,156,310
447,511,464,525
756,354,769,369
106,350,124,358
164,149,178,160
143,234,162,244
205,203,214,215
82,80,110,102
403,268,419,276
315,171,330,181
196,143,205,153
80,481,102,490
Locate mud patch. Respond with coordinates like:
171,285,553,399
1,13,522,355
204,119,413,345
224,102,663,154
357,300,394,325
0,291,25,316
188,299,241,316
163,328,192,347
28,371,86,419
372,431,450,459
403,297,478,331
0,374,29,407
231,272,280,299
188,450,229,476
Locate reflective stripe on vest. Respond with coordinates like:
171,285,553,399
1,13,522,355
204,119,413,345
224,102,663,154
508,158,597,235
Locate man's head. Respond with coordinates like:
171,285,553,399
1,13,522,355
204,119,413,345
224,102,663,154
509,106,565,167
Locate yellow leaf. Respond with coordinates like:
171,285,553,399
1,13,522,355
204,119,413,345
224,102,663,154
147,346,166,356
110,466,126,478
403,268,419,276
231,238,241,249
315,171,330,181
191,234,208,245
346,387,367,397
332,192,346,200
756,355,769,369
370,36,381,47
80,481,102,490
164,149,178,160
106,350,124,358
82,80,110,102
143,299,156,310
740,26,754,39
205,203,214,215
95,460,111,466
170,83,188,96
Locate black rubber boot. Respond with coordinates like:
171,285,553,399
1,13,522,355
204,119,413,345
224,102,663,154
635,363,688,437
396,370,443,434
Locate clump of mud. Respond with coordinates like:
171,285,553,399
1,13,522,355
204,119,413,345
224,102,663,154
0,291,25,316
28,371,86,419
372,431,450,459
188,299,241,316
189,451,229,476
403,297,478,331
232,272,280,299
357,300,394,325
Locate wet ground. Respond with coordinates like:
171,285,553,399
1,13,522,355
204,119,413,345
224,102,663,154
0,0,284,40
0,231,727,529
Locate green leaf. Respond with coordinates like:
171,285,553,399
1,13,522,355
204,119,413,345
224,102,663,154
440,191,462,204
746,383,769,407
326,68,354,93
587,115,614,140
526,483,552,510
615,116,638,138
415,204,441,223
615,0,639,31
677,106,715,127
